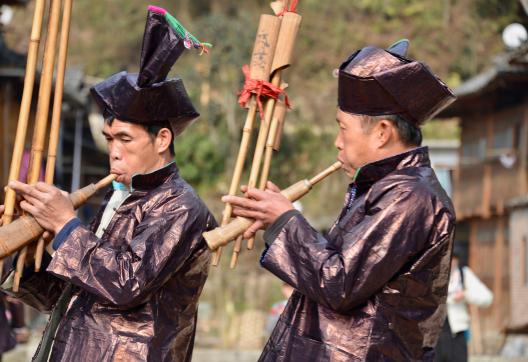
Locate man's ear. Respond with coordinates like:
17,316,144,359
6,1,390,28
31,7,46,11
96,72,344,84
156,128,173,154
375,119,393,148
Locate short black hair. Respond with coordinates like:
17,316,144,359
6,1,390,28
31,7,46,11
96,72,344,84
360,114,422,147
105,116,175,155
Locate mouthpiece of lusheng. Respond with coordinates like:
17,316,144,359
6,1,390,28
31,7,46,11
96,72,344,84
0,174,116,259
204,162,342,251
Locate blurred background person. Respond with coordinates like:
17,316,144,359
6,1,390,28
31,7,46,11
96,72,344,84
435,247,493,362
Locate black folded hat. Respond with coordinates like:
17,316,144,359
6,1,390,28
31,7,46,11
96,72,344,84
338,39,456,125
91,6,211,135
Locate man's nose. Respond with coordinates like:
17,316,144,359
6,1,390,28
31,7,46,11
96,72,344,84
334,134,343,150
109,145,121,160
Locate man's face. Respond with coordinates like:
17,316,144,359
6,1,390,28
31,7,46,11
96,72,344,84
102,119,161,186
334,109,378,178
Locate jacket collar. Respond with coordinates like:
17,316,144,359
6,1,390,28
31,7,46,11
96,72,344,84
353,146,431,193
129,161,179,192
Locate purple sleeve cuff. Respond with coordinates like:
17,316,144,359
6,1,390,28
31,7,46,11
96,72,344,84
53,218,82,250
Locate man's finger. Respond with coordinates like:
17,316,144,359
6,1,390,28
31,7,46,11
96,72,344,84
245,187,269,201
18,192,45,208
9,181,46,199
35,182,62,195
240,185,248,193
222,195,262,211
8,180,32,194
266,181,281,193
231,207,265,220
243,220,264,239
19,200,39,216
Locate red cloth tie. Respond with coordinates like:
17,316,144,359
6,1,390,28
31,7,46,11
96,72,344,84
277,0,298,17
238,64,290,119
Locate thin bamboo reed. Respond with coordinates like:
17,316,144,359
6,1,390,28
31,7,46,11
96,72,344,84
1,0,47,227
35,0,73,271
14,0,62,292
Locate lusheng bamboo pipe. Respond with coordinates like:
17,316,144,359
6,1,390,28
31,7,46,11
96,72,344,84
35,0,74,271
14,0,67,292
204,162,342,251
0,175,116,260
211,14,281,266
0,0,47,274
231,11,302,268
260,100,287,187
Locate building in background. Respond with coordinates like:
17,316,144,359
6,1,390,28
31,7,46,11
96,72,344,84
438,43,528,356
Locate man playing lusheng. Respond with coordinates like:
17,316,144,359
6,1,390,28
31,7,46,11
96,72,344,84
224,40,457,361
2,6,215,361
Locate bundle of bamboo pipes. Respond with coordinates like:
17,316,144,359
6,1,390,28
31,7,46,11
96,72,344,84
0,0,113,292
210,0,302,268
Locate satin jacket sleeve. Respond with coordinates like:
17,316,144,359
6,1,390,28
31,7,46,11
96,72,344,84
46,192,213,309
261,182,454,313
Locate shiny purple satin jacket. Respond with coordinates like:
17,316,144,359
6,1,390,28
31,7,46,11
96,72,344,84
16,163,216,361
260,147,455,361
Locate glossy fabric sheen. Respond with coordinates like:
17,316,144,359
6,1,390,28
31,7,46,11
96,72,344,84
260,147,456,361
15,163,216,361
338,46,456,125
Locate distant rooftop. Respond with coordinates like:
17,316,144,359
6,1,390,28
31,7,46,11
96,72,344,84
438,44,528,118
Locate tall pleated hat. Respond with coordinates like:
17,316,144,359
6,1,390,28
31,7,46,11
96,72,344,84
90,5,211,136
338,39,456,125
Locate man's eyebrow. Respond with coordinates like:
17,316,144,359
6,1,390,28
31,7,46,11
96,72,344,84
113,131,133,138
102,131,132,138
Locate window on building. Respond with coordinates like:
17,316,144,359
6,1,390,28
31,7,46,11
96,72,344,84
462,138,487,164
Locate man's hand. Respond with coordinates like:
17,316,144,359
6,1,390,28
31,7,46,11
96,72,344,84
8,181,76,234
222,181,294,239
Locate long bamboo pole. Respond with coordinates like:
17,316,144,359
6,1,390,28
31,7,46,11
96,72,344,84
14,0,62,292
0,0,47,277
230,11,302,268
35,0,73,271
211,14,281,266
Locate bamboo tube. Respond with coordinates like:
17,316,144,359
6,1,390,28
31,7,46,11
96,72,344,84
204,162,342,251
231,12,302,266
211,14,281,266
14,0,63,292
0,175,116,260
230,71,280,266
35,0,74,271
260,100,287,188
1,0,47,227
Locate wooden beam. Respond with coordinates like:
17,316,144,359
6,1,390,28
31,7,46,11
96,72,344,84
521,104,528,195
494,216,505,329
